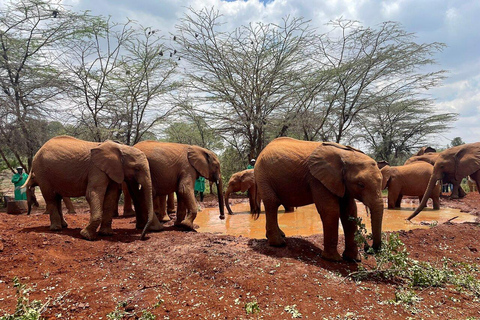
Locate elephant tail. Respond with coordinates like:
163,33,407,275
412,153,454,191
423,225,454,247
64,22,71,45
252,179,261,220
21,171,35,189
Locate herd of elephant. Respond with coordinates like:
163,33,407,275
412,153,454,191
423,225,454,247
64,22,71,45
22,136,480,262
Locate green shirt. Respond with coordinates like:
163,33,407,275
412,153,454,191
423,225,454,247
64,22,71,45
194,176,206,193
247,164,254,169
12,172,28,200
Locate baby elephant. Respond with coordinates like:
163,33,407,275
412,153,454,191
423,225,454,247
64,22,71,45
380,162,440,209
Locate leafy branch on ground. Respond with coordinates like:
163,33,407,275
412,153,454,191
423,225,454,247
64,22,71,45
349,217,480,299
0,277,49,320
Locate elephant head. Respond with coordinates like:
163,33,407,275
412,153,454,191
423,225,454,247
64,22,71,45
415,146,437,156
91,141,160,238
308,142,384,251
408,142,480,220
380,165,392,190
187,145,225,219
377,160,390,170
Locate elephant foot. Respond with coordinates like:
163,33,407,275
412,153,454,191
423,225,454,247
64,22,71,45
175,220,195,230
98,227,114,236
61,221,68,228
267,233,286,247
342,250,361,263
123,209,136,217
449,195,459,200
49,224,63,231
80,228,97,241
167,209,176,214
321,250,342,262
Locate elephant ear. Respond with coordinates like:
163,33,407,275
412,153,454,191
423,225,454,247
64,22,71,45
307,143,346,198
380,166,391,190
91,140,124,184
454,144,480,181
187,145,211,178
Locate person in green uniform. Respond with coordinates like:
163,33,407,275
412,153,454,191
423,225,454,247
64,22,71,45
194,176,205,202
247,159,255,169
12,167,28,200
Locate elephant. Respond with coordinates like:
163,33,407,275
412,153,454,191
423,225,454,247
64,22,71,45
408,142,480,220
25,172,76,215
133,141,225,229
26,136,162,240
254,137,384,262
381,162,440,210
404,150,469,199
224,169,294,215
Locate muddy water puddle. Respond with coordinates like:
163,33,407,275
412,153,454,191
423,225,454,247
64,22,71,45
196,200,476,239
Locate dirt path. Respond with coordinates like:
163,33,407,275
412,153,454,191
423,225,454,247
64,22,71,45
0,194,479,319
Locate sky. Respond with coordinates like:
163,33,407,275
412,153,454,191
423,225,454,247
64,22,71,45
60,0,480,147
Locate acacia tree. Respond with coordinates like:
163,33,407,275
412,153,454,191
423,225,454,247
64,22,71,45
62,19,179,144
60,17,135,142
0,0,90,169
305,19,449,144
174,7,318,160
357,96,456,164
111,26,179,145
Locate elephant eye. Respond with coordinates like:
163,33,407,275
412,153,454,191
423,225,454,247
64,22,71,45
357,182,365,189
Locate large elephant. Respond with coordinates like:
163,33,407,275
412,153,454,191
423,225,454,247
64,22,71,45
25,172,76,215
254,137,384,262
225,169,294,215
27,136,162,240
381,162,440,210
133,141,225,229
408,142,480,220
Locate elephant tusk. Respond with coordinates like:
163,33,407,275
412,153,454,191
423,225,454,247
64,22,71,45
138,184,142,191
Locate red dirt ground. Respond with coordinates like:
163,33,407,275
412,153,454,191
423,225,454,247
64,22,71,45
0,193,479,319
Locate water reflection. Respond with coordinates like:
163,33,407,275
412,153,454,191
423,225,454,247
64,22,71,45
195,200,476,239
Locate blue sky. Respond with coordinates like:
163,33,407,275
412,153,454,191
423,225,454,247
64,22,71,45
57,0,480,146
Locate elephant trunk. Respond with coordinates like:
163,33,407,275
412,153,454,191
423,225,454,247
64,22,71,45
140,179,162,240
224,186,234,215
216,179,225,219
407,171,441,221
369,200,384,251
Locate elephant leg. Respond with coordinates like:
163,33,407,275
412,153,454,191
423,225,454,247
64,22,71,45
46,201,62,231
155,195,171,222
339,196,360,262
248,190,255,214
167,192,176,213
387,192,397,209
122,182,135,217
99,183,120,236
81,181,108,241
264,202,284,247
177,188,197,230
56,195,68,228
458,185,466,198
45,192,64,231
395,195,402,208
315,196,342,262
174,192,187,226
62,197,76,214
